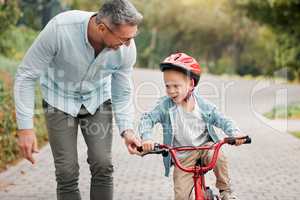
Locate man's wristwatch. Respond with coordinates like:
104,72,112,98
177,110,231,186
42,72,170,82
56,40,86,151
120,131,126,138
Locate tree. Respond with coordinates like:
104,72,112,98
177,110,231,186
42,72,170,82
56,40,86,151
19,0,63,30
235,0,300,81
0,0,20,56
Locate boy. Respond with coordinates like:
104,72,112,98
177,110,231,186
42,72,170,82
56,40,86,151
138,53,245,200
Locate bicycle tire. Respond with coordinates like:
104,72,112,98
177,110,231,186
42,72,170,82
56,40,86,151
205,187,214,200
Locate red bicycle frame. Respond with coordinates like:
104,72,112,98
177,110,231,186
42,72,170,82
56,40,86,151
162,141,224,200
139,136,251,200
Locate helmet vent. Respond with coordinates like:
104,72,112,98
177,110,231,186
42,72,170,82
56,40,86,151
174,53,182,61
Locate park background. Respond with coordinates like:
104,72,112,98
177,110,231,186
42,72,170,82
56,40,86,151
0,0,300,177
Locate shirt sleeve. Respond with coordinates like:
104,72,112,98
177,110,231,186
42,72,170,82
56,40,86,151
138,99,165,141
14,17,58,129
211,106,240,136
111,40,136,135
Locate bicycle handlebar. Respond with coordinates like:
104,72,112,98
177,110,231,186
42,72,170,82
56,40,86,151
137,136,251,174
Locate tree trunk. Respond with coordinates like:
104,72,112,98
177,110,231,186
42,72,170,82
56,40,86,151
147,27,157,69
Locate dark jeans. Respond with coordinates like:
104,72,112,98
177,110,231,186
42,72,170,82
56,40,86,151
43,100,113,200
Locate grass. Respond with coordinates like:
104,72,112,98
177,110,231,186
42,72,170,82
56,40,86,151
291,131,300,139
264,103,300,119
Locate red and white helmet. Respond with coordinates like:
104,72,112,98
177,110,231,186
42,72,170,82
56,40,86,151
159,52,202,86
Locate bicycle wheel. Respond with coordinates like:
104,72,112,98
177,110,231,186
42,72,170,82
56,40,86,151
205,187,214,200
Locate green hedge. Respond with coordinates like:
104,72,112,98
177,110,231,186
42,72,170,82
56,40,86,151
0,26,37,59
264,103,300,119
291,131,300,139
0,57,47,171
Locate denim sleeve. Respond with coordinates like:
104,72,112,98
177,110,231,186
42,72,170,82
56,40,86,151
138,101,164,141
14,18,58,129
211,106,240,136
111,40,136,135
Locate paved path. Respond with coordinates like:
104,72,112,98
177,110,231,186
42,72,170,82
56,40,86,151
1,69,300,200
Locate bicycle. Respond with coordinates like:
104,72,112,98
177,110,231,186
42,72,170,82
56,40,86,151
137,136,251,200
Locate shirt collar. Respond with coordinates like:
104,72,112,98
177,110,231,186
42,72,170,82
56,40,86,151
84,12,97,47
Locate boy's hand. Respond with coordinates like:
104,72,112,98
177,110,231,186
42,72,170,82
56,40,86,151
142,139,154,152
235,134,247,146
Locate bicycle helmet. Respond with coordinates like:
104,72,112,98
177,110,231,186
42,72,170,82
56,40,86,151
159,52,201,86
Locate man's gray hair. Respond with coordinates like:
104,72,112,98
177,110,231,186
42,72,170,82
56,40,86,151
96,0,143,27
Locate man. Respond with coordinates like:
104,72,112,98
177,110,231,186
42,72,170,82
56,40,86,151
14,0,143,200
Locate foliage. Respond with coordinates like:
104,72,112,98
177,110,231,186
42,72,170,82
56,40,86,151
131,0,277,78
19,0,63,30
234,0,300,81
264,102,300,119
291,131,300,139
0,26,37,59
0,58,47,171
0,70,18,169
63,0,104,10
0,0,21,56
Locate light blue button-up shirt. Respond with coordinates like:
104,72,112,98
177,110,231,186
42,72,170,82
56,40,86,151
14,10,136,134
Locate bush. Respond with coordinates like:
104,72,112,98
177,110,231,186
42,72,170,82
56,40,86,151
264,103,300,119
0,70,19,169
236,63,262,77
0,26,37,59
0,62,47,171
0,0,21,56
208,56,235,75
291,131,300,139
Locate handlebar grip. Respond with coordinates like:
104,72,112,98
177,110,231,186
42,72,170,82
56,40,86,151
226,136,252,145
136,143,161,153
136,144,168,157
244,136,252,144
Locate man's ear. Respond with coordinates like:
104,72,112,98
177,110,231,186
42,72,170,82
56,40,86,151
97,23,106,33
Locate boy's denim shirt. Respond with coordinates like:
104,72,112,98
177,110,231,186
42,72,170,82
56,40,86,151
138,91,240,177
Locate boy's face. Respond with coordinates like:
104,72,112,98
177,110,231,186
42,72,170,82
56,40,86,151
163,70,193,104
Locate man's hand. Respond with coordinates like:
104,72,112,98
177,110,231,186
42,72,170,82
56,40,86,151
122,129,141,155
17,129,39,164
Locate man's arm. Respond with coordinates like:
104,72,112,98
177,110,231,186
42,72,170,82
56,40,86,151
111,40,139,154
14,17,58,163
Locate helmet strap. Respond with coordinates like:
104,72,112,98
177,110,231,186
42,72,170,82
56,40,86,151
184,79,195,102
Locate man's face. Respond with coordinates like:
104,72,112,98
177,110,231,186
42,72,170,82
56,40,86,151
98,21,138,50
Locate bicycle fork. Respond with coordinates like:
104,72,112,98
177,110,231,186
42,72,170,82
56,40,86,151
193,172,219,200
193,172,206,200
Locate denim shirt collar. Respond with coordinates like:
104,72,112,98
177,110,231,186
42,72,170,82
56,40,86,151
167,93,212,124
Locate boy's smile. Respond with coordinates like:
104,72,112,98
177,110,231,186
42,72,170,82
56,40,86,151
163,70,194,105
